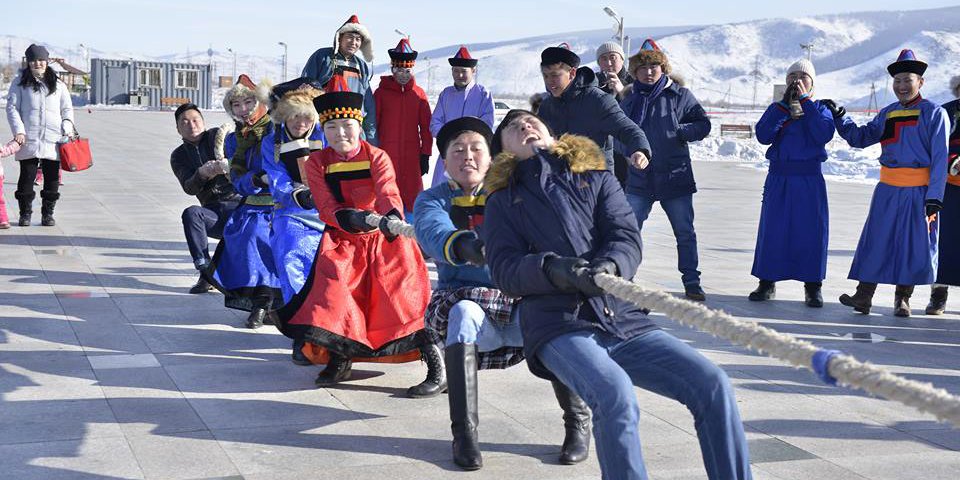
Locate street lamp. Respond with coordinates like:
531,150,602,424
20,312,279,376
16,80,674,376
278,41,288,81
800,42,814,61
603,6,625,53
227,47,237,79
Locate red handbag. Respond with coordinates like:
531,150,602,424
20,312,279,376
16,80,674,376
58,120,93,172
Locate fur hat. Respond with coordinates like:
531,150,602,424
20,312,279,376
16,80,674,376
887,49,927,77
313,74,364,125
449,46,478,68
389,38,418,68
25,44,49,62
334,14,373,63
263,78,324,125
596,41,625,62
628,38,671,76
222,74,268,122
541,43,580,68
436,116,493,156
787,59,816,83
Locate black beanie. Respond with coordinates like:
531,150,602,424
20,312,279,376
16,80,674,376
174,103,202,124
25,44,49,62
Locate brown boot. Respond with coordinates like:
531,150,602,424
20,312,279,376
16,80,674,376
894,285,914,317
925,285,948,315
839,282,877,314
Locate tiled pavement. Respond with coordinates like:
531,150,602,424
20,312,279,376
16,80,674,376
0,110,958,479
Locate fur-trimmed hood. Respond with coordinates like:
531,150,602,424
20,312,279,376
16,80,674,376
484,134,606,193
333,16,374,63
222,75,272,122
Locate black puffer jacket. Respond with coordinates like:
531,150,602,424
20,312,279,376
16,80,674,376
170,128,239,207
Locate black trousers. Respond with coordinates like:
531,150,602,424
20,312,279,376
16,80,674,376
16,158,60,195
182,200,238,269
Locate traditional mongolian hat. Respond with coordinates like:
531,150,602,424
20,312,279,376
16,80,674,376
887,49,927,77
313,74,364,125
449,46,478,68
222,74,264,121
540,42,580,68
333,14,374,62
388,38,418,68
436,116,493,155
628,38,672,75
263,77,324,125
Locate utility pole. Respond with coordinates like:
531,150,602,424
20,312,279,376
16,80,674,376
750,56,762,110
278,41,288,81
868,81,879,111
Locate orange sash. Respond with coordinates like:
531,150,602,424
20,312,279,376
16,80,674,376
879,166,929,187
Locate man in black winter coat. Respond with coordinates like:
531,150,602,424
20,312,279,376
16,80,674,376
595,41,635,184
537,44,651,174
170,103,240,293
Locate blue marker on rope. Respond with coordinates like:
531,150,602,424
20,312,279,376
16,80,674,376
812,349,842,386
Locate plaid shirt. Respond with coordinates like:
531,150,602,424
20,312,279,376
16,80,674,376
424,287,525,370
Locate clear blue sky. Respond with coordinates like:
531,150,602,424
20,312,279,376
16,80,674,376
9,0,958,66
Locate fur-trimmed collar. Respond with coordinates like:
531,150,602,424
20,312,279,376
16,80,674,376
484,134,606,193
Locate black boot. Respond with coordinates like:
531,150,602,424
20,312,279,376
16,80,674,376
804,282,824,308
291,339,311,366
406,339,447,398
245,307,266,329
15,191,34,227
40,190,59,226
894,285,914,317
926,285,948,315
552,380,591,465
446,343,482,470
839,282,877,314
749,280,776,301
315,353,353,386
188,274,213,294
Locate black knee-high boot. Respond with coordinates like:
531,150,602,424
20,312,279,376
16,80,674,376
446,342,481,470
552,380,591,464
40,190,59,226
15,190,34,227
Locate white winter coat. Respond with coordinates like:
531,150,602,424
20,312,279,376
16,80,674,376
6,74,75,161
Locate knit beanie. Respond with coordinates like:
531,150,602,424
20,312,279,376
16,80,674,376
596,41,624,62
25,44,49,62
786,59,816,83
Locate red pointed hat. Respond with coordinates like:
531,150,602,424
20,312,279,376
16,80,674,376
449,46,478,67
887,49,927,77
389,38,418,67
640,38,661,51
334,13,374,62
314,73,364,125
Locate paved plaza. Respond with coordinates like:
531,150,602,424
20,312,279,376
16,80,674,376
0,109,958,479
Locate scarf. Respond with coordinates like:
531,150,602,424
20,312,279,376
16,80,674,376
628,74,669,128
230,112,271,176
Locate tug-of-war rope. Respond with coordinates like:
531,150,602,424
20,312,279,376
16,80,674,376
366,213,960,427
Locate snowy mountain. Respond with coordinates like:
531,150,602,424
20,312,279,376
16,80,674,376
5,5,960,107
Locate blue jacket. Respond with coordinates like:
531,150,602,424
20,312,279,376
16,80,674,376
755,96,835,164
538,67,651,173
225,132,270,197
260,123,325,213
414,182,493,290
620,79,711,200
481,134,655,379
301,47,377,145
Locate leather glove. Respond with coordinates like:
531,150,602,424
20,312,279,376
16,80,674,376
378,209,403,242
293,188,315,210
781,82,798,104
574,258,619,297
820,99,846,119
926,200,943,217
335,208,376,234
252,173,270,189
543,256,589,293
451,233,485,266
420,154,430,176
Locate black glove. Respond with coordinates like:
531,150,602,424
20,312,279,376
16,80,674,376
820,99,846,119
378,209,403,242
543,256,590,293
293,188,315,210
335,208,376,234
252,173,270,189
926,200,943,217
587,258,618,277
420,154,430,176
451,234,485,265
781,82,799,104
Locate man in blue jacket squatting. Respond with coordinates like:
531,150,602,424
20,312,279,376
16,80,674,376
481,109,752,480
413,116,590,470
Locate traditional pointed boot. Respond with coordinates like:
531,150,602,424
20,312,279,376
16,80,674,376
446,342,482,470
40,190,59,226
15,190,35,227
894,285,914,317
804,282,824,308
925,285,948,315
245,307,266,329
406,338,447,398
748,280,776,301
839,282,877,314
552,380,591,465
315,353,353,386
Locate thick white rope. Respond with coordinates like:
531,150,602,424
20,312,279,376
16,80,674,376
363,213,960,427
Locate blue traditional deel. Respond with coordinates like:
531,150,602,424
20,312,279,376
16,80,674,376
887,48,928,77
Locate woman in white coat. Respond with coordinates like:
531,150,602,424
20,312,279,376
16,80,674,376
6,44,75,226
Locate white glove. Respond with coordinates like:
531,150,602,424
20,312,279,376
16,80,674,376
950,157,960,177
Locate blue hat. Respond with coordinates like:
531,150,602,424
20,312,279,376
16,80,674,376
887,49,927,77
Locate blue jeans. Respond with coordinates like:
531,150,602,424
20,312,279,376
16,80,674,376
445,300,523,352
537,329,751,480
626,193,701,287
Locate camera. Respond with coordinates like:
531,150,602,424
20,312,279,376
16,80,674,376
787,79,804,119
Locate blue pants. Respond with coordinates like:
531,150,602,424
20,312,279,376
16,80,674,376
182,201,238,269
538,329,751,480
445,300,523,351
626,193,701,287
